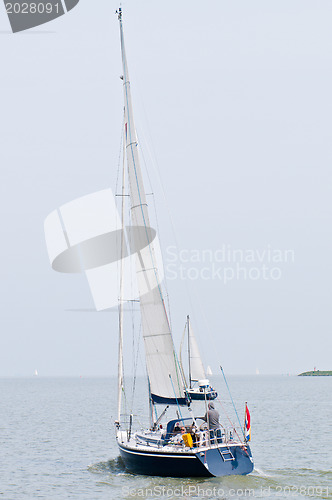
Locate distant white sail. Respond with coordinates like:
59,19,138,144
120,19,185,404
187,318,206,383
206,365,213,376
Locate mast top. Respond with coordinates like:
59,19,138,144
116,6,122,21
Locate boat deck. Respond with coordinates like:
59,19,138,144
117,430,248,455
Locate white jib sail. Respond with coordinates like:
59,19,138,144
119,14,185,403
188,318,206,383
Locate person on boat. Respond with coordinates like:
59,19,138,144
189,423,198,446
172,422,181,435
177,426,187,443
171,426,187,444
202,402,220,430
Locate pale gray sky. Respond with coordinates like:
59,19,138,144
0,0,331,376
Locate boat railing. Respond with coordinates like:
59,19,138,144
196,429,222,447
195,427,236,447
132,426,239,451
130,421,239,450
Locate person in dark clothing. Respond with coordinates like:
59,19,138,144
202,402,220,430
173,422,181,434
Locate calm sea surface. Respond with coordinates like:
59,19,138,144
1,376,331,499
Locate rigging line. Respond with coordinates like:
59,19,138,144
126,200,140,414
220,366,246,440
130,76,174,238
179,325,188,388
137,130,173,328
203,386,213,450
215,395,243,445
173,346,189,399
115,113,125,309
115,111,126,305
132,103,181,273
130,322,141,414
121,387,129,431
173,351,182,394
130,296,135,410
131,79,216,356
117,115,127,425
168,374,185,424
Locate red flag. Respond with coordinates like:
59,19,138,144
245,405,251,442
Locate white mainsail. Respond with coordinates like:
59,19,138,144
119,12,186,404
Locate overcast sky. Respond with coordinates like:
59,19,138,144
0,0,331,377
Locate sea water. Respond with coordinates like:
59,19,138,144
1,376,331,499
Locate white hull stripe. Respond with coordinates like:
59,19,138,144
118,445,197,459
118,441,245,455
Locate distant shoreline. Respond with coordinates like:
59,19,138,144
298,370,332,376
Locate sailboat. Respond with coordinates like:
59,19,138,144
114,8,254,477
180,316,217,401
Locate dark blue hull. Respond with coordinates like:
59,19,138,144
118,442,254,478
189,392,217,401
187,388,218,401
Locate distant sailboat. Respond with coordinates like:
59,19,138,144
34,369,38,376
180,316,217,401
207,365,213,376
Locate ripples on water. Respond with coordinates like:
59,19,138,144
87,462,331,500
1,376,331,499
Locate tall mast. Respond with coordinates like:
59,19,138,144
117,126,126,424
179,323,188,387
187,315,191,389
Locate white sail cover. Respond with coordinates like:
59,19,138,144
188,319,206,382
119,17,186,404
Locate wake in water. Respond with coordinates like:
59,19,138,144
88,457,127,475
252,467,276,478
